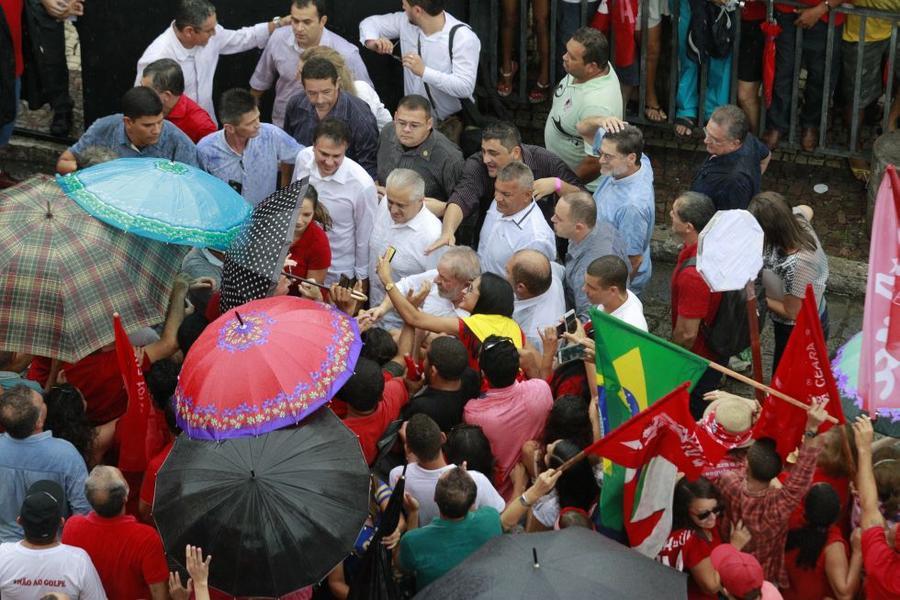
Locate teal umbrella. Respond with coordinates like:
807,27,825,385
833,332,900,437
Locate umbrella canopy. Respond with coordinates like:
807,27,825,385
56,157,251,250
833,332,900,437
175,295,362,440
761,20,782,108
0,175,186,362
154,410,370,598
415,527,687,600
221,178,307,313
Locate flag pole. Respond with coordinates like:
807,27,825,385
745,280,765,402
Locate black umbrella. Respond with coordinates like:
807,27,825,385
414,527,687,600
153,408,370,598
220,178,308,312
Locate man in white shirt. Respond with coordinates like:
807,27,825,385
583,255,647,331
359,0,480,121
368,169,442,308
389,414,504,526
250,0,372,128
506,250,567,352
135,0,290,121
478,161,556,277
292,118,377,287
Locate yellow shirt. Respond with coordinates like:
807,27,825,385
843,0,900,42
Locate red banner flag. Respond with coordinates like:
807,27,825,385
753,285,844,458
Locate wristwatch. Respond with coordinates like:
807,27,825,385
519,493,534,508
384,282,395,292
272,15,282,26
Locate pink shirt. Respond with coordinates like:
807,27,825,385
463,379,553,499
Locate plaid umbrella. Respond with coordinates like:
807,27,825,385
0,175,187,362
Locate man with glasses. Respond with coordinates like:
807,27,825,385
691,105,771,211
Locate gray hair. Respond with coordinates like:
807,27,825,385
385,168,426,203
674,191,716,232
496,161,534,191
174,0,215,31
710,104,749,143
560,191,596,228
142,58,185,96
439,247,481,281
85,466,129,518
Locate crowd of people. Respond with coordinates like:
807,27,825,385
0,0,898,598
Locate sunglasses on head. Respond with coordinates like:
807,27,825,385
694,506,724,520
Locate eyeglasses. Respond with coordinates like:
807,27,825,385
693,505,724,520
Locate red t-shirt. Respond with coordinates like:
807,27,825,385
341,378,409,465
779,468,851,534
862,525,900,599
0,0,23,76
656,527,722,600
139,440,175,507
782,524,847,600
61,512,169,600
741,0,766,21
167,94,217,143
287,222,331,280
671,243,722,361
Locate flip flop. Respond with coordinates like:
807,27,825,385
645,105,668,122
848,157,871,183
674,117,695,139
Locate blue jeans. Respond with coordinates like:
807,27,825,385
0,77,21,147
674,0,732,122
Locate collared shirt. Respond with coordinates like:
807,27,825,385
564,221,629,320
292,147,377,283
478,200,556,277
283,90,379,179
593,154,655,295
691,134,769,211
68,114,199,167
368,201,442,308
0,431,90,542
249,26,373,128
197,123,302,206
544,71,624,191
448,143,582,218
165,93,216,143
513,269,567,352
376,127,464,200
359,11,480,120
355,80,393,131
384,268,469,331
136,21,271,121
602,290,648,331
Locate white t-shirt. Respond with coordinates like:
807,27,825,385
389,463,505,526
601,290,648,332
0,542,107,600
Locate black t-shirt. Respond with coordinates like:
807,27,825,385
402,368,481,431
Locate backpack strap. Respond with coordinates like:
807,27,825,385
419,23,469,115
678,256,698,273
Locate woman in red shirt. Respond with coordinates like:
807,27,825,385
783,483,862,600
287,184,331,286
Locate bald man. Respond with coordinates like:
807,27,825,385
61,466,169,600
506,249,566,352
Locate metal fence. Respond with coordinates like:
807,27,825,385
491,0,900,158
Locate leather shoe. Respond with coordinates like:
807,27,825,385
0,170,20,189
761,129,781,150
801,127,818,152
50,111,72,137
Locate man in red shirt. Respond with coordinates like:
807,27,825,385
669,191,722,418
141,58,216,143
61,466,169,600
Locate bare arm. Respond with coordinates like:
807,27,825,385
574,156,602,185
377,255,458,334
143,276,191,364
501,468,562,532
672,316,702,350
760,152,772,175
688,557,721,595
824,537,863,600
426,203,464,255
149,581,170,600
628,255,643,278
853,416,884,530
250,88,265,99
766,294,803,321
279,162,293,188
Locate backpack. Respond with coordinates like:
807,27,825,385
678,257,764,359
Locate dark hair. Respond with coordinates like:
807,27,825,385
44,385,94,464
0,385,41,439
748,192,818,254
747,438,783,482
586,255,629,291
174,0,215,31
786,483,841,569
672,477,723,532
874,458,900,517
397,94,433,119
479,335,519,388
218,88,257,126
293,0,327,17
336,357,384,413
427,336,468,380
544,395,592,449
407,0,445,16
570,27,610,69
603,125,643,164
361,327,398,367
434,467,477,518
674,191,716,233
142,58,185,95
509,250,552,296
710,104,750,143
122,86,164,120
145,359,181,438
481,121,522,152
471,272,515,317
313,117,350,147
301,56,339,84
406,414,443,461
302,184,332,231
177,313,208,355
446,424,495,478
546,439,598,511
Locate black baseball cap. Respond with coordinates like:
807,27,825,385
19,480,63,541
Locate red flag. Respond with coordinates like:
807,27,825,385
753,285,844,458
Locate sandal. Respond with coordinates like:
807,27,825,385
674,117,695,138
645,105,667,122
528,80,551,104
848,157,871,183
497,61,518,98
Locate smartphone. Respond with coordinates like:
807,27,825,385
556,343,586,364
338,274,351,289
556,309,577,337
384,246,397,263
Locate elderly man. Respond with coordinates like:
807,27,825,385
56,86,197,174
0,386,89,542
250,0,372,128
197,88,301,206
692,105,771,211
283,56,379,179
377,94,464,207
140,58,216,143
368,169,443,308
61,466,169,600
552,191,629,320
292,118,377,287
507,250,566,352
135,0,289,121
477,161,556,277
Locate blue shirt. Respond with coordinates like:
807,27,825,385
197,124,302,207
592,154,656,295
0,431,90,542
70,114,199,167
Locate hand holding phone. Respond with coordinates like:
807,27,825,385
555,309,577,338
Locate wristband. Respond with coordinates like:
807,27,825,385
554,177,562,193
519,493,534,508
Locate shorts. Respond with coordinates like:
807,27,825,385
635,0,669,31
841,38,896,108
738,19,765,82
